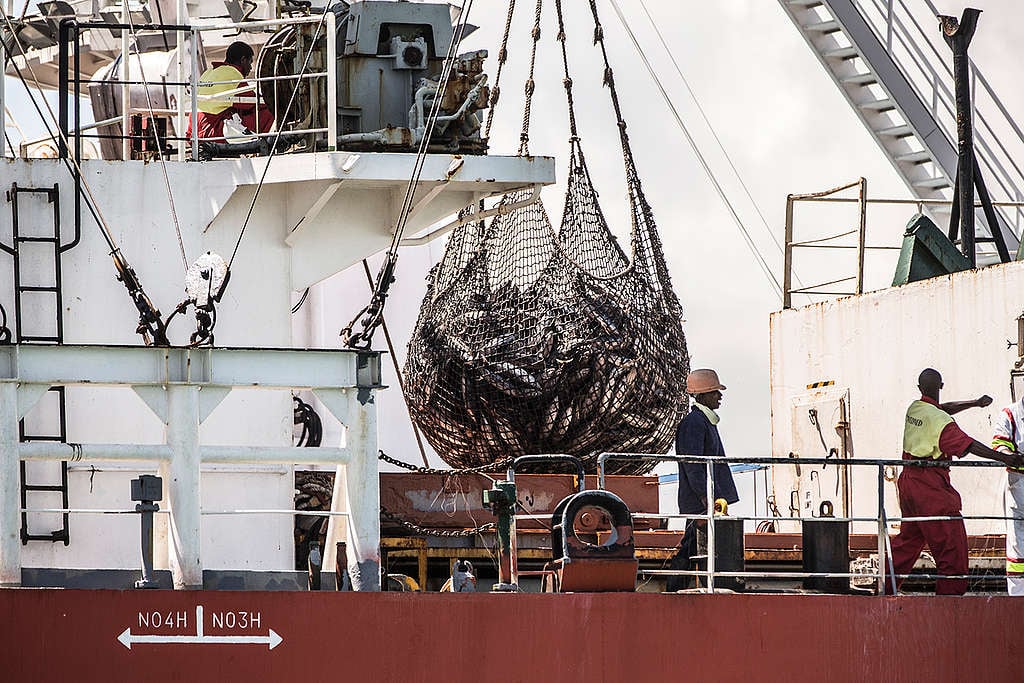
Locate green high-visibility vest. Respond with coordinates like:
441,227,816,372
903,400,953,459
196,64,245,115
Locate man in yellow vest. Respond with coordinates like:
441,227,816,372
187,41,273,141
885,368,1023,595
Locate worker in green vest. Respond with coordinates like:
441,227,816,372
187,41,274,141
885,368,1023,594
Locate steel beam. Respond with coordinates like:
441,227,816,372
0,345,382,389
16,443,349,466
0,383,19,586
0,344,382,590
165,384,202,590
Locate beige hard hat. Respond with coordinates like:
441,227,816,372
686,368,726,395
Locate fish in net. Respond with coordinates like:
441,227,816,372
403,137,689,475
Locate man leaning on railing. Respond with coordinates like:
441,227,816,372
884,368,1024,595
187,41,274,142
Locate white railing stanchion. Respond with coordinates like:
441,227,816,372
190,29,199,161
326,10,337,151
876,463,886,595
705,457,714,593
175,0,186,161
120,0,131,160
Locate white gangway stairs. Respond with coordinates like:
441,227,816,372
779,0,1024,258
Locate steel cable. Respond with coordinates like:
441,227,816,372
228,7,331,267
123,7,188,270
605,0,783,300
341,0,476,348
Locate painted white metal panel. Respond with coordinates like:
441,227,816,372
771,261,1024,534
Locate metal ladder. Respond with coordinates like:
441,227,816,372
3,183,71,545
778,0,1024,258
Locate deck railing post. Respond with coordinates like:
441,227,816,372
857,177,867,294
706,458,715,593
783,194,794,308
877,463,885,595
326,10,338,151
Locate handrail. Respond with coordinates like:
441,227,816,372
56,13,338,162
597,452,1019,594
783,178,1024,309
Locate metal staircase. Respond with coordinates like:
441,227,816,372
3,183,72,545
779,0,1024,257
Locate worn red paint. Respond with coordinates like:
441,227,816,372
1,590,1020,682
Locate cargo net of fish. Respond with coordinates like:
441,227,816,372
403,146,689,474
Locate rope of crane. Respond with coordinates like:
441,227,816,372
341,0,476,349
517,0,542,156
124,6,188,270
483,0,517,140
605,0,784,301
635,0,805,295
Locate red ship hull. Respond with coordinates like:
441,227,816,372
2,590,1019,682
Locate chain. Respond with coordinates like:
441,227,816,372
518,0,543,155
381,506,495,537
377,450,513,476
484,0,518,139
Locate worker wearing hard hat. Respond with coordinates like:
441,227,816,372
991,396,1024,595
666,368,739,592
885,369,1023,595
187,41,274,142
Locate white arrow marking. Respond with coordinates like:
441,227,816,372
117,628,282,650
118,606,282,650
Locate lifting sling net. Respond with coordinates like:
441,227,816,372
402,0,689,474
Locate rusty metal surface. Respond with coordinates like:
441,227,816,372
555,558,639,592
4,590,1024,682
379,473,660,530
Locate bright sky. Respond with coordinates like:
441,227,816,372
4,0,1023,467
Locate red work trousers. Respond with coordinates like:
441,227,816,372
186,105,274,142
884,466,968,595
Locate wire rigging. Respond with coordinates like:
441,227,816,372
123,6,189,270
606,0,783,301
636,0,786,260
483,0,517,140
2,12,172,343
341,0,476,349
227,6,332,268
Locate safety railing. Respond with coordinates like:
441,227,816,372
56,12,337,162
597,453,1017,595
853,0,1024,228
782,178,1024,308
